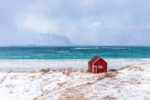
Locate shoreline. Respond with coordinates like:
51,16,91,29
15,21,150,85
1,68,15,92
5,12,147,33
0,59,150,71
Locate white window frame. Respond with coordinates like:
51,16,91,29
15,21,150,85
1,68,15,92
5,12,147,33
98,65,103,69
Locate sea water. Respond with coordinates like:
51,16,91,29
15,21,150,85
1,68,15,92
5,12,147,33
0,46,150,59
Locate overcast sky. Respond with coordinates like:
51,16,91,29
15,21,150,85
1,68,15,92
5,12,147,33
0,0,150,46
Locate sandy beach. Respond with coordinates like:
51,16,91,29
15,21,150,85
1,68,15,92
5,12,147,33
0,59,150,100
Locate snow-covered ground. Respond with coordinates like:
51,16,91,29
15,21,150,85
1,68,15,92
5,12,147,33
0,59,150,100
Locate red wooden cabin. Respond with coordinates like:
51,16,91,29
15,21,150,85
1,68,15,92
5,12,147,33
88,56,107,73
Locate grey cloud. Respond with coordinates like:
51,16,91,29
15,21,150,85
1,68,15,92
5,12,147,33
0,0,150,46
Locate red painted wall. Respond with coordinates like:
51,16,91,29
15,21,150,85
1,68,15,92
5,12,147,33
88,58,107,73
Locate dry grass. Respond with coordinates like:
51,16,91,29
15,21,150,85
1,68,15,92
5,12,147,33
118,90,121,92
9,90,14,94
40,68,50,73
96,72,116,81
115,71,120,75
59,96,89,100
33,97,38,100
109,69,117,72
139,68,144,71
58,68,73,76
80,70,89,73
5,65,143,100
112,85,120,89
25,89,30,93
104,72,116,78
101,95,117,100
5,84,14,88
97,75,105,81
58,82,67,87
119,65,130,70
10,75,18,80
55,71,118,100
118,65,144,73
41,90,50,96
60,91,90,100
122,78,141,85
29,75,37,79
136,82,141,84
58,82,92,100
86,82,94,85
0,73,8,84
29,71,37,73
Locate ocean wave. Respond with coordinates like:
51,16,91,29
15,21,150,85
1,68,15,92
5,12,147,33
9,56,31,58
57,51,70,53
111,48,128,50
74,47,95,50
102,47,128,50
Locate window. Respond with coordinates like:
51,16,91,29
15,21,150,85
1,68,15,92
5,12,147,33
98,65,103,68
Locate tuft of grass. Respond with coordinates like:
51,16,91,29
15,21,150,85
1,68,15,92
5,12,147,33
25,89,30,93
115,71,120,75
33,97,38,100
58,68,73,76
101,95,117,100
118,90,121,92
41,90,50,96
136,82,141,84
104,72,116,78
9,90,14,94
139,68,144,71
5,84,14,88
40,68,50,73
119,65,130,70
109,69,117,72
96,72,116,82
29,76,36,79
86,82,94,85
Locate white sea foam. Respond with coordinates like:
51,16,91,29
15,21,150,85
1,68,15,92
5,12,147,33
0,59,150,71
56,51,70,53
74,47,93,50
101,47,128,50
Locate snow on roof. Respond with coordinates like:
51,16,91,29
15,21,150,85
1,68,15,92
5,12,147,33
88,56,100,64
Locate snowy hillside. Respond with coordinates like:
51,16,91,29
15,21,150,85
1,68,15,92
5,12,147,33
0,63,150,100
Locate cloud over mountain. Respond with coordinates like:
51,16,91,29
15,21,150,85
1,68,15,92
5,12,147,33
0,0,150,46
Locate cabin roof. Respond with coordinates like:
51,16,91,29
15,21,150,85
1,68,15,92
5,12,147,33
88,56,100,64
